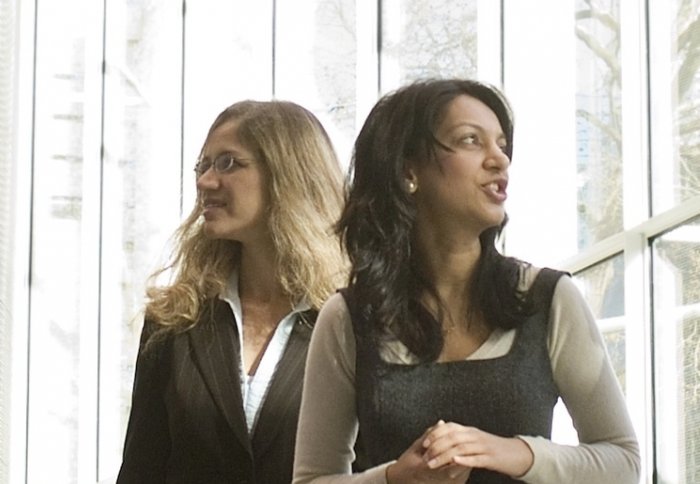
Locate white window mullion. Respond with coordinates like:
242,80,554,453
620,0,650,229
8,0,36,481
651,238,681,483
619,4,652,478
77,0,105,481
623,231,654,484
378,0,401,93
648,0,675,213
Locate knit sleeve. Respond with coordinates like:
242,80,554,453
293,292,392,484
518,275,641,484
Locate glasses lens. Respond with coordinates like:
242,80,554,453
213,154,235,173
195,159,211,177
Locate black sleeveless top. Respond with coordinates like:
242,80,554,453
343,268,564,484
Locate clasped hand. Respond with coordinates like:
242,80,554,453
385,420,534,484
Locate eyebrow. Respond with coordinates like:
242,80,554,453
200,148,248,160
445,122,506,140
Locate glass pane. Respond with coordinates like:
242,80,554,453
0,0,17,481
573,254,626,390
501,1,579,266
99,0,183,480
183,0,272,208
653,216,700,484
27,1,89,482
575,0,623,249
650,0,700,214
275,0,357,166
380,0,477,91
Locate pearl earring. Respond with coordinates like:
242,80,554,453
407,180,417,193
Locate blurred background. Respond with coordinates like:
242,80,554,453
0,0,698,482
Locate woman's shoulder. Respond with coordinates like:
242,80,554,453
517,263,543,291
518,263,573,293
138,297,227,348
137,318,178,356
308,291,358,369
316,291,352,329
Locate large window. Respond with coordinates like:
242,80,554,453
653,217,700,483
504,1,700,483
2,1,361,482
648,1,700,480
3,1,700,483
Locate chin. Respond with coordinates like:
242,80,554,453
202,223,228,240
496,211,507,227
474,217,506,237
484,211,506,228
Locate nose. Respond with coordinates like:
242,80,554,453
484,141,510,172
195,166,220,191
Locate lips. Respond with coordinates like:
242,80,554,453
200,198,227,220
204,201,225,209
482,178,508,202
201,197,226,209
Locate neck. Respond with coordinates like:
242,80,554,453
414,230,481,296
238,242,288,304
412,229,484,334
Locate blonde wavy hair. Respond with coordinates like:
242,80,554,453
145,100,347,332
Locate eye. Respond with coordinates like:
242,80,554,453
459,133,479,145
213,153,244,173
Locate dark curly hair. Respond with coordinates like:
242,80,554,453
337,79,531,361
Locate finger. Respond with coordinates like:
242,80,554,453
424,427,480,462
407,423,446,457
425,421,475,443
421,419,447,448
426,445,467,469
423,419,461,448
424,436,490,470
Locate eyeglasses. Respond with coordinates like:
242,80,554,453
194,153,253,177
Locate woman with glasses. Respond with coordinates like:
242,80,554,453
117,100,346,484
293,79,640,484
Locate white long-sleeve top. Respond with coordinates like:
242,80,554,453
293,266,640,484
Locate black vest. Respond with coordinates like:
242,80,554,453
344,268,564,484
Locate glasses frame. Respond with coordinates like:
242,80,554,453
194,152,254,177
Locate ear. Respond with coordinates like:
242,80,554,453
403,167,418,194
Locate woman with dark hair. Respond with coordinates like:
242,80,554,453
117,100,346,484
293,79,640,483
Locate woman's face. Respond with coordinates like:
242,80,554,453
410,94,510,238
196,120,270,245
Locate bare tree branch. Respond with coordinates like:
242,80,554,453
575,8,620,34
575,26,621,81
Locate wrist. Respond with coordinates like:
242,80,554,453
510,436,534,478
385,462,396,484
